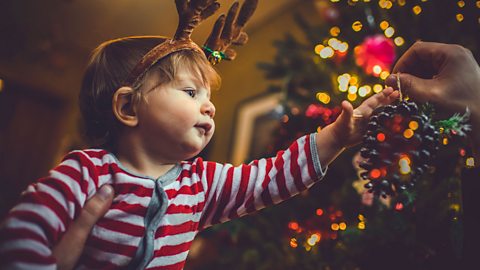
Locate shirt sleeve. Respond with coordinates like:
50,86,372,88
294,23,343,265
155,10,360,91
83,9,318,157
198,133,327,229
0,150,99,269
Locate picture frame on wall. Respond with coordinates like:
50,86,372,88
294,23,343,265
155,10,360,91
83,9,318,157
230,92,283,165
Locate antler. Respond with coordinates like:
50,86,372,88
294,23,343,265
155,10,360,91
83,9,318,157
174,0,221,40
125,0,256,86
203,0,258,64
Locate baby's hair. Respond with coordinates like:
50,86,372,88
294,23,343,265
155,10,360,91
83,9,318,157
79,36,220,150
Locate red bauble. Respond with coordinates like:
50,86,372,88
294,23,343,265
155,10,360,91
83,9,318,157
354,34,396,76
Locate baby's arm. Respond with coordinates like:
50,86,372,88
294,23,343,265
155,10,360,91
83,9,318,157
315,87,399,166
197,134,325,229
0,151,99,269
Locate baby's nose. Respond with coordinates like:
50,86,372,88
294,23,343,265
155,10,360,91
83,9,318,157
202,100,216,118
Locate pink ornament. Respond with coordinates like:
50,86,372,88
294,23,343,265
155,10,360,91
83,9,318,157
354,34,396,76
305,104,326,118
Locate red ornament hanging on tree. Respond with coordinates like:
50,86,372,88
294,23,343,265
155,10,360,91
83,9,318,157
354,34,396,76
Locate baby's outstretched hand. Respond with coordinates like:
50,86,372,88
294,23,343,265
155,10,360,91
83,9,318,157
330,87,399,148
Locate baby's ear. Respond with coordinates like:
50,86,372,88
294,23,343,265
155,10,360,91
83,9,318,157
112,87,138,127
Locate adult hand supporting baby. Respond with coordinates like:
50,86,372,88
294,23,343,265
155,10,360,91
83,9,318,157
52,185,114,270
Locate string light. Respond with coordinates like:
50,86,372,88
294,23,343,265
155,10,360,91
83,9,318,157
457,1,465,8
349,75,359,85
373,84,383,93
290,238,298,248
316,208,324,216
319,47,335,58
409,120,419,130
395,202,404,211
288,221,299,230
314,44,325,55
372,65,382,75
369,169,381,179
456,14,464,22
443,137,449,145
413,5,422,15
380,20,389,30
328,38,340,48
384,26,395,38
337,42,349,53
339,222,347,230
352,21,363,31
358,86,370,97
403,128,414,139
358,222,366,229
380,71,390,80
399,156,411,174
376,132,386,142
307,233,321,246
394,36,405,46
338,73,351,85
477,1,480,8
348,85,358,94
398,0,406,6
347,93,357,101
450,203,461,212
338,73,351,92
316,92,331,104
331,223,340,231
378,0,392,9
466,157,475,168
0,79,4,93
330,26,341,37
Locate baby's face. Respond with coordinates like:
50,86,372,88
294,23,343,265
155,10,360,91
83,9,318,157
135,66,216,161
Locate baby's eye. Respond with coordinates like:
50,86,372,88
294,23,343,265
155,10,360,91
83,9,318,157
183,88,196,98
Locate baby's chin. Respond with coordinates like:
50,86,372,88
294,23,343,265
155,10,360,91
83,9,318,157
182,145,211,161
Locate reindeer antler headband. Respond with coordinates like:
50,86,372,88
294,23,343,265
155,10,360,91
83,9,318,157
125,0,258,87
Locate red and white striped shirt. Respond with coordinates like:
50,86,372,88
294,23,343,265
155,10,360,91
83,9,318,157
0,134,326,269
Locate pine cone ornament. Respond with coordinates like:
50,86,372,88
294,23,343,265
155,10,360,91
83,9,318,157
359,100,440,197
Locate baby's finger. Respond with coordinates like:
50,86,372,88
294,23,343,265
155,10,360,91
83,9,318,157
358,87,398,115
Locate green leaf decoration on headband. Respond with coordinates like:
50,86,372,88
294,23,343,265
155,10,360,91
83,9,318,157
203,46,226,65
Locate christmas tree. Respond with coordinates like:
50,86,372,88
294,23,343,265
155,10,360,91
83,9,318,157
188,1,479,269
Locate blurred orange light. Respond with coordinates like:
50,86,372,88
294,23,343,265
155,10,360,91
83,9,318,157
288,221,299,230
370,169,381,179
376,133,386,142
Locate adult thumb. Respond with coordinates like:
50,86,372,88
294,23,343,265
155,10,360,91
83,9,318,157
385,73,436,103
53,185,114,270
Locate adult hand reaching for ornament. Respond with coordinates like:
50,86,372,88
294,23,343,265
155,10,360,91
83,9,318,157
52,185,114,270
386,41,480,158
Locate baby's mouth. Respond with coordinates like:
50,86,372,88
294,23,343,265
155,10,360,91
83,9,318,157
195,123,212,135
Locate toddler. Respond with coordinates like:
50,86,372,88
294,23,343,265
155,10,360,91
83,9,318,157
0,0,399,269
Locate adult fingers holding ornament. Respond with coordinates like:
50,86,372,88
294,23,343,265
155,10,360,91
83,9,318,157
385,41,480,156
